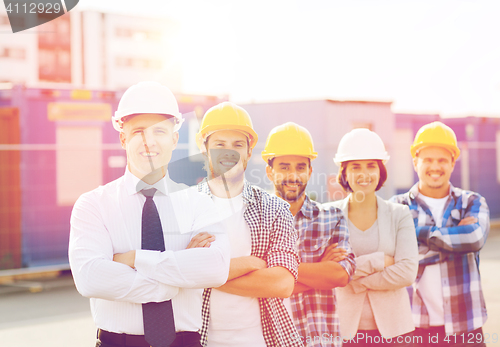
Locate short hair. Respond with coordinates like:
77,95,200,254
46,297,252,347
204,133,250,151
337,160,387,193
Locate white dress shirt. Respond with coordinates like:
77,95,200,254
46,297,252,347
69,169,230,335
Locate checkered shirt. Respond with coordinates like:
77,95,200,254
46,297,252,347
390,183,489,335
198,179,302,347
290,195,356,347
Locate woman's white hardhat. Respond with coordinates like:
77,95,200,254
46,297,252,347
333,128,390,166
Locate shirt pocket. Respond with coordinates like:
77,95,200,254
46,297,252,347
301,236,331,262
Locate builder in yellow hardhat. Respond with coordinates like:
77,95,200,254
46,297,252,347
263,122,356,347
195,102,301,347
391,121,490,346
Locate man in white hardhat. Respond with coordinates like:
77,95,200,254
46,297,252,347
391,122,489,347
262,122,356,347
69,81,230,347
195,102,301,347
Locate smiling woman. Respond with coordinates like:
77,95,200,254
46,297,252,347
330,128,419,347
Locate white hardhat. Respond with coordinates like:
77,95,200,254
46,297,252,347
112,81,184,132
334,128,390,166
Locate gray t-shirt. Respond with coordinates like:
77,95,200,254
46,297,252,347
348,219,379,330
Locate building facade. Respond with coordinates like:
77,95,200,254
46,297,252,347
0,9,182,92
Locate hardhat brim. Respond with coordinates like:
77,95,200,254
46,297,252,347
196,125,258,149
333,154,390,166
112,112,184,132
411,143,460,159
261,151,318,163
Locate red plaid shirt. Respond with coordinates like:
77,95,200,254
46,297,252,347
198,179,302,347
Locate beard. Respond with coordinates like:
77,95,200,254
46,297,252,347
276,180,307,203
208,158,248,182
424,170,446,189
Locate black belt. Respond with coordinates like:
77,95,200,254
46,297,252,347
97,329,201,347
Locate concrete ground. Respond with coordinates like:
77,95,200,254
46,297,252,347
0,229,499,347
476,227,500,344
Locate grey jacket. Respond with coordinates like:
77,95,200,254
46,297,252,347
328,195,418,339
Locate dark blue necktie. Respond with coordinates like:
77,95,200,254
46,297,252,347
141,188,176,347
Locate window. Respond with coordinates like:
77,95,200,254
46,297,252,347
38,49,57,77
0,47,26,59
115,27,161,41
38,16,71,82
115,57,162,69
38,48,71,82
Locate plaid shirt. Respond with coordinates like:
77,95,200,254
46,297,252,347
291,196,356,347
390,183,489,334
198,179,302,347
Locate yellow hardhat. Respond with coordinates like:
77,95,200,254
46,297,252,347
196,102,258,149
261,122,318,163
410,121,460,159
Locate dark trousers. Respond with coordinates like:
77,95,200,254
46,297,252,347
413,327,486,347
96,329,202,347
343,330,414,347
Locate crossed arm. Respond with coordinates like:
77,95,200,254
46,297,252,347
348,208,418,293
216,258,295,298
292,215,357,294
113,230,230,290
115,233,296,298
69,195,180,304
291,243,353,294
70,189,230,305
416,195,489,253
207,203,299,299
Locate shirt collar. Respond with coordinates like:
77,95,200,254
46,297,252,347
241,180,257,205
409,181,458,201
297,194,318,220
124,167,170,196
198,178,256,205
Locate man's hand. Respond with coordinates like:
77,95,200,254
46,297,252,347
384,255,395,267
186,232,215,249
320,243,347,262
113,250,136,269
458,216,478,226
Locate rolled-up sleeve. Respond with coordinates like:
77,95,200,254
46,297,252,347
335,214,356,279
267,203,300,281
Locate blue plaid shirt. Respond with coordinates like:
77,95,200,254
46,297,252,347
198,179,302,347
390,183,489,334
290,195,356,347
